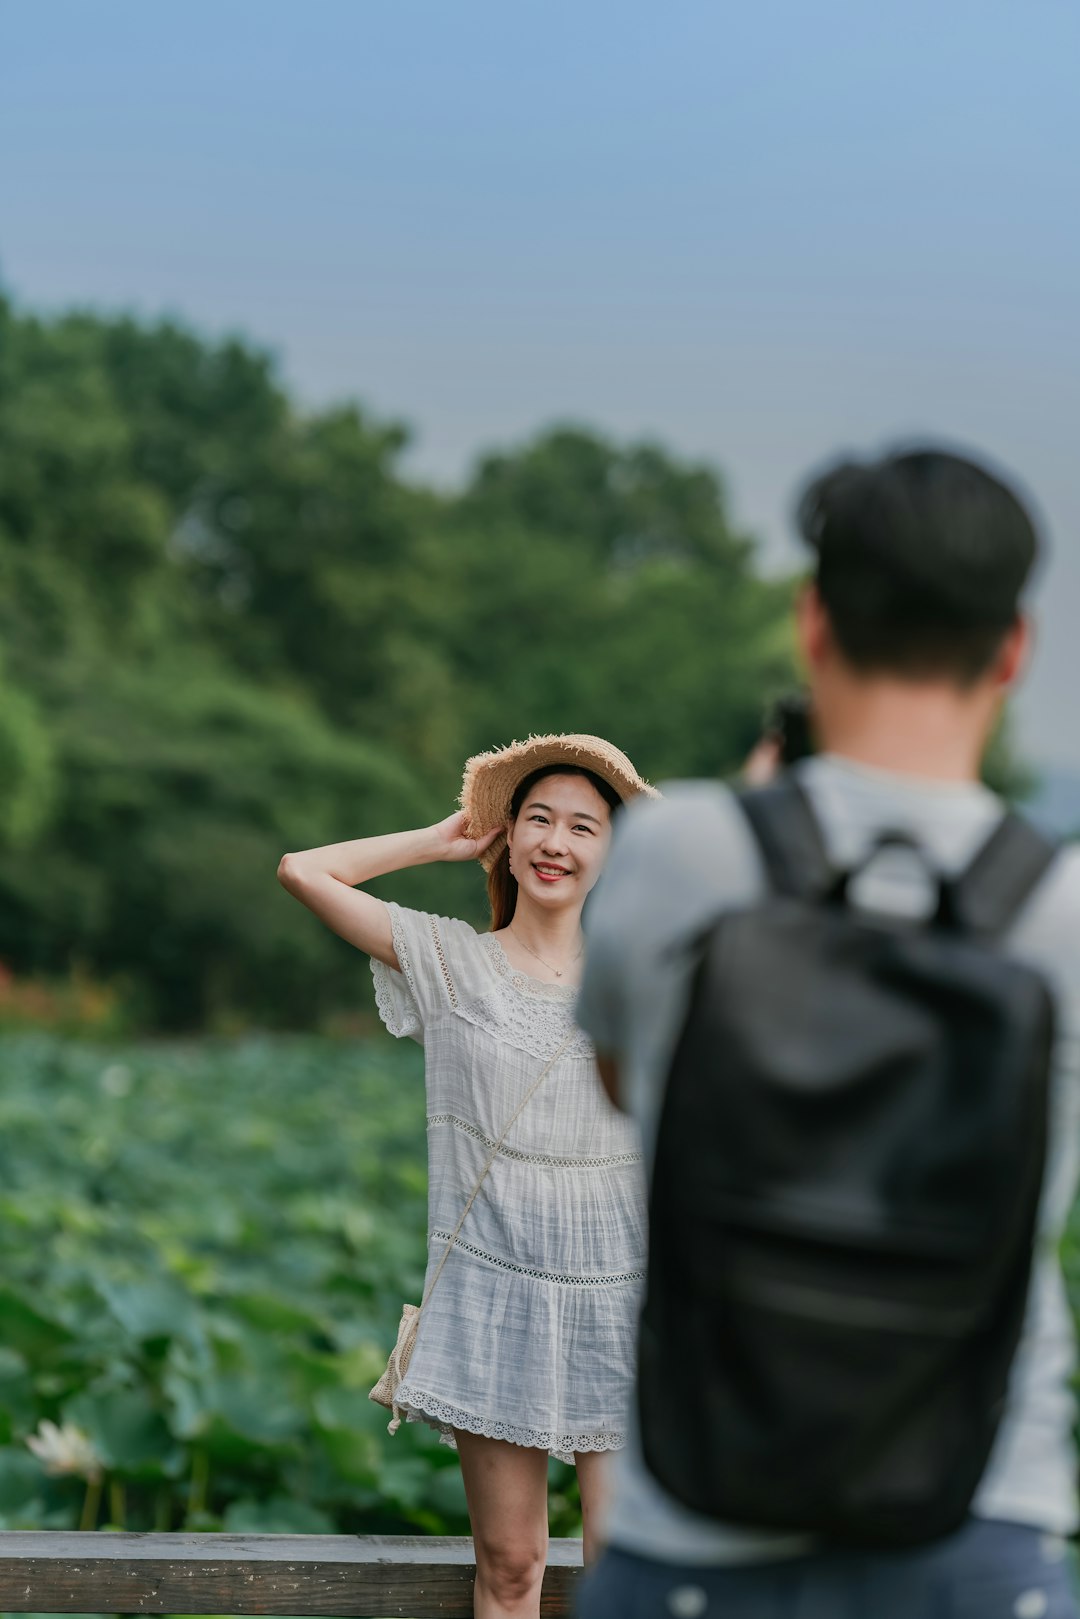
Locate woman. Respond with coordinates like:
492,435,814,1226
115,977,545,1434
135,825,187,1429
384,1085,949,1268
277,733,656,1618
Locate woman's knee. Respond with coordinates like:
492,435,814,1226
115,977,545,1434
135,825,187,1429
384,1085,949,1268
474,1533,547,1605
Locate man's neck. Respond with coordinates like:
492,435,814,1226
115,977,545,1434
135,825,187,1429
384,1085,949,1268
814,681,996,784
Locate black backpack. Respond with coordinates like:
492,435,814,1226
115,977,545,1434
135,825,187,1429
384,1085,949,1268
638,777,1058,1547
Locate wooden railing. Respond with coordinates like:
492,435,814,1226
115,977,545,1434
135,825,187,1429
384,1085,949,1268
0,1532,582,1616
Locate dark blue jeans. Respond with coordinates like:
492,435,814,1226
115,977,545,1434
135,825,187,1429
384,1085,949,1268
578,1520,1079,1619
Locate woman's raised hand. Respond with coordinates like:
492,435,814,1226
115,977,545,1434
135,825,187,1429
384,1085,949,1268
431,810,503,864
277,812,501,968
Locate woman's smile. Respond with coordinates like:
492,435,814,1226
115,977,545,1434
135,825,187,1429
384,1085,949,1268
533,862,572,882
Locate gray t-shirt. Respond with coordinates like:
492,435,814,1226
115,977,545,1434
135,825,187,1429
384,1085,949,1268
577,754,1080,1565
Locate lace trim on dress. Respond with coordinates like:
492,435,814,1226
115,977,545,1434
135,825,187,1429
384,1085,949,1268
389,904,414,983
429,915,459,1009
454,989,595,1064
371,961,418,1040
373,910,467,1034
428,1113,643,1170
392,1382,626,1461
370,907,421,1039
431,1229,644,1288
479,933,579,1001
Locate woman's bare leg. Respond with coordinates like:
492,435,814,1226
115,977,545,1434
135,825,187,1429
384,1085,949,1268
574,1451,612,1568
455,1430,550,1619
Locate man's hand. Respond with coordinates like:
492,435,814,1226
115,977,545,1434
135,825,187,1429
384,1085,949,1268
596,1052,621,1108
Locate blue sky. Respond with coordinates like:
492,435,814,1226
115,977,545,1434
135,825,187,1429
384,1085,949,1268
3,0,1078,766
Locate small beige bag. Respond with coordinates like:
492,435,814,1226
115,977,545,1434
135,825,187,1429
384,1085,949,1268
369,1032,573,1434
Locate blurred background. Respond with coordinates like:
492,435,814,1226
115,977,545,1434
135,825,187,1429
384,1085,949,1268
0,0,1077,1551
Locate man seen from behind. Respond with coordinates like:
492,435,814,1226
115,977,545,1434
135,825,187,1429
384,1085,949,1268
576,448,1080,1618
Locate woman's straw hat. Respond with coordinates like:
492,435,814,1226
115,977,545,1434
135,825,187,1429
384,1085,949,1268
460,733,658,871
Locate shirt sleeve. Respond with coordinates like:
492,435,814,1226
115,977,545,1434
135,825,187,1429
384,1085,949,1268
578,783,767,1117
370,901,479,1043
577,793,687,1057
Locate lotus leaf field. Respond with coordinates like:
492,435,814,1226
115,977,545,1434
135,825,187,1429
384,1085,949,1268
0,1034,584,1548
4,1030,1080,1586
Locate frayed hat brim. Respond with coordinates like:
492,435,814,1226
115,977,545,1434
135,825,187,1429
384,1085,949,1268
460,733,658,871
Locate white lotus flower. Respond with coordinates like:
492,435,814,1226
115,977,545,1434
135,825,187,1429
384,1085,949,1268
99,1063,133,1098
26,1420,103,1481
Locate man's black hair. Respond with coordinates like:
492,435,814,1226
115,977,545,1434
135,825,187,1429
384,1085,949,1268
796,448,1041,685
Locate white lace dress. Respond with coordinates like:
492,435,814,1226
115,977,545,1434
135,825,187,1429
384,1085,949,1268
371,902,647,1460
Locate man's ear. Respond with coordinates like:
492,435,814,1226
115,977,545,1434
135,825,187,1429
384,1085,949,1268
796,581,830,669
994,615,1032,690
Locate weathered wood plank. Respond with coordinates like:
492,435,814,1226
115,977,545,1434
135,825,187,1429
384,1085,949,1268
0,1533,584,1616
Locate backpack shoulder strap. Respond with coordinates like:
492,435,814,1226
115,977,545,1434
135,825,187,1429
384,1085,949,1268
949,813,1059,936
737,776,834,900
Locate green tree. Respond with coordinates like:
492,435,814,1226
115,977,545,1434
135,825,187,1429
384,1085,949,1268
438,427,795,779
0,298,798,1026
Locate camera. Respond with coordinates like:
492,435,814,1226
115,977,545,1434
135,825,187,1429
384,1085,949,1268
764,691,815,766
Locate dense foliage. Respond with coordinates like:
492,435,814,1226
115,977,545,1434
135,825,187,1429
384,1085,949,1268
0,1033,587,1540
3,1027,1078,1546
0,293,795,1029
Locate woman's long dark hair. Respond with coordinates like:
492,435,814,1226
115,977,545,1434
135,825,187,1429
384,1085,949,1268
487,764,623,931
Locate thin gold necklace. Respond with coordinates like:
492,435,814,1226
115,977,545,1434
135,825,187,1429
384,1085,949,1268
508,926,584,980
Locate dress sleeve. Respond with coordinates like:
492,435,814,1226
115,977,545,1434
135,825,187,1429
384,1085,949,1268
370,901,478,1042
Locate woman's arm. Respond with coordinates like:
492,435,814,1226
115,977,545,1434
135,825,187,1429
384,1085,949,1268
277,812,500,968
